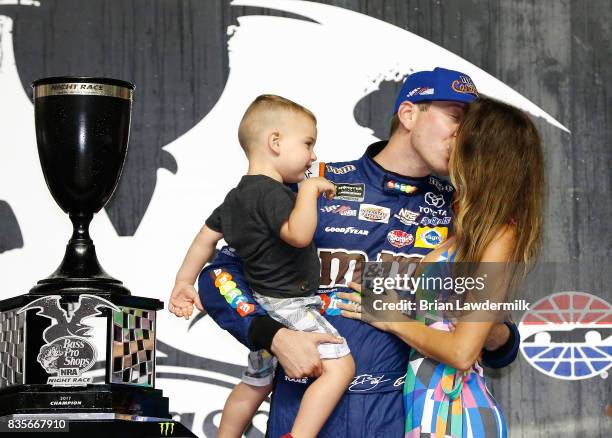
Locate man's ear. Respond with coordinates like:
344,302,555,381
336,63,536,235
397,101,417,131
267,129,281,155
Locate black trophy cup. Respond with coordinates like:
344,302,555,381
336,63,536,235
0,77,195,437
31,76,131,295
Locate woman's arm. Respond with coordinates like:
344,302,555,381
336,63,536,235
385,320,494,372
341,226,517,372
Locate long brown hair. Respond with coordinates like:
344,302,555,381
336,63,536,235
450,97,544,275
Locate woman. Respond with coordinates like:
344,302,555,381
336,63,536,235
338,97,544,437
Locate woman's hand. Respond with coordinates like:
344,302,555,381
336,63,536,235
337,281,391,331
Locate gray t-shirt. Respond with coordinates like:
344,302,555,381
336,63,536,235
205,175,320,299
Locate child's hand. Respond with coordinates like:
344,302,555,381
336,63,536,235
169,280,204,320
305,177,336,199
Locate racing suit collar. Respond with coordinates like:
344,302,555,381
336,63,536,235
360,141,432,196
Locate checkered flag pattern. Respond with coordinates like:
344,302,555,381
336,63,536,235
0,308,25,388
111,307,156,387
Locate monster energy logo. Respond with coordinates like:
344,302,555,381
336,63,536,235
159,422,175,436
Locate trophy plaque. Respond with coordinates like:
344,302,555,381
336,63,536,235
0,77,195,437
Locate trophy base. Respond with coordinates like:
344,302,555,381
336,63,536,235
0,413,197,437
0,384,169,417
29,277,131,295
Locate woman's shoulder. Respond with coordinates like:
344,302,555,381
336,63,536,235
492,224,517,244
481,224,517,262
422,237,456,262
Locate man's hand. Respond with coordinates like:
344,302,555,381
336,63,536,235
483,322,510,351
303,177,336,199
270,328,344,378
168,280,204,320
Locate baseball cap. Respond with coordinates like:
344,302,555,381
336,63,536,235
393,67,479,113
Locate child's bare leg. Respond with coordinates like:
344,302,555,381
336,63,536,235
290,354,355,438
218,382,272,438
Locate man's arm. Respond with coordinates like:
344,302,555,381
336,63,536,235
480,321,520,369
251,319,342,378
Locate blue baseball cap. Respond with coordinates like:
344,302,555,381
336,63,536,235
393,67,479,113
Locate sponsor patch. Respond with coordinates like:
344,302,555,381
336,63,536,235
451,75,478,95
285,375,309,384
236,301,255,317
320,204,357,217
325,164,356,175
219,281,237,294
407,87,434,97
428,176,454,193
223,289,242,304
393,208,420,226
387,230,414,248
415,226,448,248
334,183,365,202
214,272,233,287
419,205,448,217
424,191,445,208
213,270,255,317
358,204,390,223
420,216,452,226
324,226,369,236
318,248,368,287
384,178,418,195
321,291,345,316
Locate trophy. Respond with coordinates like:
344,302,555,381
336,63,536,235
30,76,132,295
0,77,195,436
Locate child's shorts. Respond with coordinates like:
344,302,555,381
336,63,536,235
241,293,351,387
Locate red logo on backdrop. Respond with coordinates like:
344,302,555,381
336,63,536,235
387,230,414,248
519,291,612,380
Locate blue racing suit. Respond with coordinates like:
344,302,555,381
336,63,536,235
198,141,520,437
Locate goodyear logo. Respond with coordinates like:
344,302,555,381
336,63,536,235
519,291,611,380
159,422,175,436
414,226,447,248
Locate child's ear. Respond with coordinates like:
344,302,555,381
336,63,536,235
267,129,281,155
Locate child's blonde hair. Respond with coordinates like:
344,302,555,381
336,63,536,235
238,94,316,155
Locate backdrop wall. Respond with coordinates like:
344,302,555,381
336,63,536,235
0,1,610,437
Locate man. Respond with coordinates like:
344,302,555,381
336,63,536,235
198,67,520,437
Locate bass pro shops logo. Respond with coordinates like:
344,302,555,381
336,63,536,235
159,422,175,436
519,292,612,380
18,295,119,387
